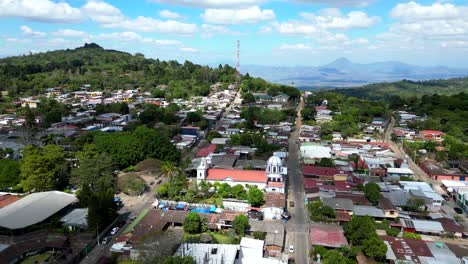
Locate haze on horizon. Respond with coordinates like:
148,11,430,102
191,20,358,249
1,0,468,68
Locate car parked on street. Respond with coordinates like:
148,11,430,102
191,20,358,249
289,245,294,254
454,207,463,214
101,236,111,244
110,227,119,235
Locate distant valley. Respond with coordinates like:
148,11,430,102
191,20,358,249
242,58,468,88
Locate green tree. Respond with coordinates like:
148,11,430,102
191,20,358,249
20,144,68,192
159,161,180,179
364,182,381,206
233,215,249,236
231,184,247,200
322,250,352,264
184,212,202,234
363,236,387,259
344,216,376,246
162,256,196,264
248,187,264,207
318,158,335,167
88,186,117,231
206,131,222,142
242,92,256,104
71,144,115,192
0,159,21,190
253,231,266,240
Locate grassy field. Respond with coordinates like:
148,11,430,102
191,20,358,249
123,208,149,234
210,232,234,244
21,252,52,264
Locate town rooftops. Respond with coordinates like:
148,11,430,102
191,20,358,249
353,205,385,218
206,169,267,183
263,192,286,208
0,195,21,208
420,130,445,136
322,197,353,211
60,208,88,228
0,191,77,230
196,144,217,157
303,165,341,177
175,243,240,264
309,223,348,248
401,219,445,233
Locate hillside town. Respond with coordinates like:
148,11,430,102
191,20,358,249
0,77,467,264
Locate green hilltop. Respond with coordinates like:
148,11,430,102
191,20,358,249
0,43,239,98
332,78,468,100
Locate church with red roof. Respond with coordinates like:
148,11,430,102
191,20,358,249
196,155,287,193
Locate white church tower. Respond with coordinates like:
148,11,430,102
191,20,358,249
197,157,208,183
265,156,287,193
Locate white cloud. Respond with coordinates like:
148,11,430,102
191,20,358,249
0,0,82,23
390,2,466,22
20,25,46,37
279,43,313,50
300,9,380,29
272,21,323,36
179,47,198,52
94,31,182,46
96,32,150,42
201,24,240,38
296,0,375,7
380,1,468,51
151,0,265,8
159,10,183,20
5,37,30,43
82,0,124,24
53,29,89,38
202,6,275,25
82,0,197,35
258,25,272,34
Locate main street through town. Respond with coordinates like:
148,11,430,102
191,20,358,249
286,96,309,264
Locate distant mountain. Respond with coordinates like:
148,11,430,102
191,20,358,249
242,58,468,88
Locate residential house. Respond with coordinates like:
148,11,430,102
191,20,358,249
420,130,446,141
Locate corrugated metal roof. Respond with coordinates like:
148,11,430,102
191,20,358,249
0,191,77,229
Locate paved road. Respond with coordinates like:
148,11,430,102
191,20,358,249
286,97,309,264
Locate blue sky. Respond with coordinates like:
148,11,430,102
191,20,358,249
1,0,468,67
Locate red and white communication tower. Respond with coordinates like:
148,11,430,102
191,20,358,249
236,40,241,83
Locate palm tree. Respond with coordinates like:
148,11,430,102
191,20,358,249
159,161,180,180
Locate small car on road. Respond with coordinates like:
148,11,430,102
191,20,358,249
101,236,111,244
289,245,294,254
110,227,119,235
454,207,463,214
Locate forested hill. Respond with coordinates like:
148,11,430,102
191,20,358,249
0,43,238,98
332,77,468,100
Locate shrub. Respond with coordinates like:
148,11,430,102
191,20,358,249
118,173,147,196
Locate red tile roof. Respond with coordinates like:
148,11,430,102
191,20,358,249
0,195,20,208
207,169,267,183
310,223,348,248
196,144,217,157
267,182,285,187
380,235,433,262
420,130,445,136
263,192,286,208
303,165,340,177
304,178,352,192
335,211,351,222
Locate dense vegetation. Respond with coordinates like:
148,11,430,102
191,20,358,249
333,78,468,100
394,93,468,142
306,92,389,138
0,43,238,99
